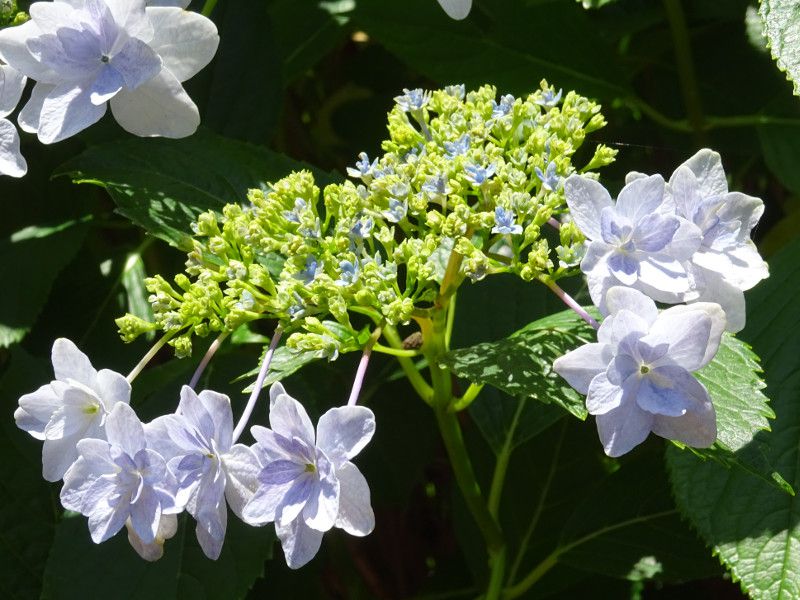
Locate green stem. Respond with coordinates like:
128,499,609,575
452,381,484,411
200,0,218,17
126,330,177,383
663,0,705,142
372,343,421,358
504,509,678,598
487,399,524,519
383,324,434,404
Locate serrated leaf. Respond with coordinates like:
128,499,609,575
54,129,337,250
0,218,89,347
442,308,596,421
667,237,800,600
760,0,800,96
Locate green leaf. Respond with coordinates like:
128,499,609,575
55,129,337,250
760,0,800,96
442,308,596,421
0,218,89,347
121,251,154,333
667,237,800,599
42,513,274,600
352,0,631,100
759,124,800,195
0,348,58,600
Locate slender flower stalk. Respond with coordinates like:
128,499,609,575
126,331,176,383
547,217,561,230
188,331,230,389
232,325,283,443
540,277,599,329
347,327,383,406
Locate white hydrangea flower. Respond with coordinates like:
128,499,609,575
0,63,27,177
436,0,472,20
242,383,376,569
0,0,219,143
668,149,769,332
15,338,131,481
554,287,725,457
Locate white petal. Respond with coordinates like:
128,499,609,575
335,462,374,536
222,444,261,519
52,338,98,387
597,309,649,349
436,0,472,20
564,175,613,240
16,383,62,435
109,67,198,138
197,389,234,451
651,391,716,448
38,81,108,144
105,402,146,456
667,165,699,220
0,118,27,177
242,481,289,526
95,368,132,411
678,148,728,197
615,174,665,223
665,218,702,261
301,455,339,532
586,372,624,415
637,257,690,296
553,343,613,395
18,82,54,133
42,435,83,481
659,301,727,360
0,20,61,82
29,1,85,35
724,244,769,290
267,394,315,449
316,406,376,466
0,65,26,118
595,396,653,457
276,519,324,569
718,192,764,237
603,286,658,325
146,7,219,82
61,457,96,511
642,308,713,371
106,0,154,42
147,0,191,6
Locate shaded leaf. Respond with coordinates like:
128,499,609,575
760,0,800,96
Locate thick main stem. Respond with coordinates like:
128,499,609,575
232,325,283,443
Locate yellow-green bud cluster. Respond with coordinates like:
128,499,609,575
117,81,613,357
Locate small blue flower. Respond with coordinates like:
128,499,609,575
444,134,470,158
444,84,465,99
464,162,497,186
382,198,408,223
335,260,360,287
350,216,374,240
394,88,430,112
296,256,320,284
491,94,515,120
535,88,563,108
422,173,452,196
235,290,255,311
282,198,307,223
346,152,378,180
535,161,560,191
491,207,523,235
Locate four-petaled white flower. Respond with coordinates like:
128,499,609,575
0,0,218,144
668,149,769,332
147,385,261,560
243,383,376,569
0,63,27,176
554,287,725,457
564,173,701,314
15,337,131,481
60,402,182,545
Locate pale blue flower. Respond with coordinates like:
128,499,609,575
382,198,408,223
147,386,260,559
242,383,376,569
60,403,181,545
464,162,496,186
443,84,465,99
554,287,725,456
422,173,452,196
394,88,430,113
535,161,560,191
346,152,378,181
491,94,515,120
535,87,563,107
282,198,307,223
296,255,321,284
564,174,701,313
15,338,131,481
0,64,27,177
492,207,523,235
444,134,470,158
350,216,374,240
667,149,768,332
335,260,359,287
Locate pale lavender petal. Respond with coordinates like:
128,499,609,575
597,309,648,349
195,496,227,559
94,369,131,411
637,257,690,295
668,165,700,220
29,2,85,35
110,67,199,138
52,338,97,388
665,218,702,261
679,148,728,198
38,81,107,144
636,367,697,416
615,174,665,222
586,263,614,315
18,82,53,133
552,343,613,395
177,385,215,441
87,497,128,543
222,444,261,519
242,481,289,525
106,0,154,43
718,192,764,238
42,435,83,481
603,287,658,325
0,65,26,118
130,485,161,544
81,474,118,516
260,460,304,485
276,519,324,569
251,425,291,463
276,474,313,527
607,252,638,285
17,383,61,435
633,213,679,252
76,438,116,471
586,372,624,415
564,175,613,240
89,65,124,105
580,241,610,273
0,20,61,82
60,457,96,511
316,406,375,466
642,308,712,371
109,37,162,89
651,387,716,448
301,452,339,532
105,403,145,456
722,244,769,290
692,270,745,333
334,462,374,536
197,389,233,451
595,396,653,457
599,207,631,245
146,7,219,81
269,395,315,448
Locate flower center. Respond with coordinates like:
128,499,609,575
100,55,110,63
83,403,100,415
640,365,650,375
304,463,316,473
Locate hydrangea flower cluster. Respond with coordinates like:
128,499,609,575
16,338,375,566
555,149,768,454
0,0,218,176
116,81,617,358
